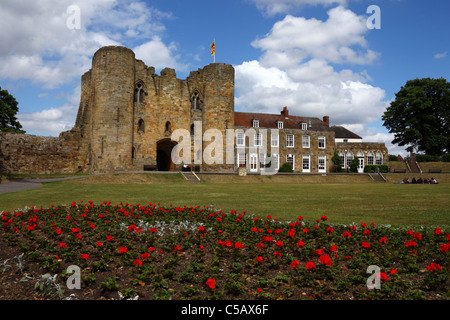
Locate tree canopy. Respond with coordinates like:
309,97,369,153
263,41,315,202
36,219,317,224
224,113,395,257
382,78,450,155
0,86,25,133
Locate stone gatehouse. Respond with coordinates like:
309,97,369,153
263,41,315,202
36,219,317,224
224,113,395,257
0,45,388,175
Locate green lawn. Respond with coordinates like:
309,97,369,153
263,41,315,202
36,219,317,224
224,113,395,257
1,173,449,226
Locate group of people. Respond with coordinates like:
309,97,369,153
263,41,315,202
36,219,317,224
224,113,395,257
401,177,438,184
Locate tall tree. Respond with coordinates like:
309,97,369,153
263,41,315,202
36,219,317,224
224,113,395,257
382,78,450,155
0,86,25,133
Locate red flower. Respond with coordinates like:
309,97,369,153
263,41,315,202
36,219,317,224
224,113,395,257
71,227,79,233
361,242,371,249
198,225,205,232
435,228,443,235
274,251,282,258
413,232,422,240
80,253,89,260
96,242,102,247
379,237,388,244
329,245,338,252
321,215,328,221
206,278,215,289
319,254,332,266
326,227,334,233
302,228,309,233
363,229,370,235
106,235,113,241
439,243,450,252
235,242,244,249
133,259,142,267
315,249,325,256
290,260,300,268
255,256,264,263
427,263,442,272
405,240,417,247
118,247,128,254
305,261,316,270
275,240,284,247
140,252,151,259
342,231,352,238
58,242,67,249
376,272,389,281
390,269,397,275
297,240,305,248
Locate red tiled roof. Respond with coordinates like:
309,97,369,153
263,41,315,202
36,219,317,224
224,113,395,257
234,110,330,131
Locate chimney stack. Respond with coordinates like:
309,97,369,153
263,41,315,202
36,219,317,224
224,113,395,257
281,106,289,118
323,115,329,126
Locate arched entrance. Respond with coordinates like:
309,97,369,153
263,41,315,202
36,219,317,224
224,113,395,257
157,139,177,171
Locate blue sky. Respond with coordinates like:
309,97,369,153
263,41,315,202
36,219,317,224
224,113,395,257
1,0,449,156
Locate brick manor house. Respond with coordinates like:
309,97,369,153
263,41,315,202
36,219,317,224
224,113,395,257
0,46,388,175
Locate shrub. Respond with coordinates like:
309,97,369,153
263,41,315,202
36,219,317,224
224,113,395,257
416,154,440,162
278,162,293,172
349,158,359,173
442,154,450,162
389,154,398,161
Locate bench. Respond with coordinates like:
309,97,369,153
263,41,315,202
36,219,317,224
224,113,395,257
393,168,406,173
428,169,442,173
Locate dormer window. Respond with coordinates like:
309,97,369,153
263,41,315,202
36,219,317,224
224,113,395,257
252,120,259,128
277,121,283,129
301,122,307,130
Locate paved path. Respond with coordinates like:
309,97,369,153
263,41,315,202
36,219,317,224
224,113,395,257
0,177,88,194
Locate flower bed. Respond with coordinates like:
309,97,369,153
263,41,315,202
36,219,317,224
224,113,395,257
1,201,449,300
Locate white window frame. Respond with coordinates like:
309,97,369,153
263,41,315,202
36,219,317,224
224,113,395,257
252,120,259,128
302,155,310,173
271,132,279,147
254,133,262,147
286,134,294,148
237,153,247,168
367,151,374,165
236,132,245,146
301,123,307,130
318,155,326,173
318,136,325,149
250,153,258,172
376,151,383,165
277,121,284,129
339,151,345,169
346,151,354,169
302,135,310,148
286,154,295,170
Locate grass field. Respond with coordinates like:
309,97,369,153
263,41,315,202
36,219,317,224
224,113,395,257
1,173,449,226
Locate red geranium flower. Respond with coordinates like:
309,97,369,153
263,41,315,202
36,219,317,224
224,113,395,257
427,263,442,272
206,278,215,289
255,256,264,263
118,247,128,254
305,261,316,270
379,237,388,244
361,242,371,249
319,254,332,266
342,231,352,238
297,240,305,248
290,260,300,268
133,259,142,267
235,242,244,249
80,253,89,260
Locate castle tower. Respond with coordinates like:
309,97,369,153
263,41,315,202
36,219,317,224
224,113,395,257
90,46,136,172
201,63,235,171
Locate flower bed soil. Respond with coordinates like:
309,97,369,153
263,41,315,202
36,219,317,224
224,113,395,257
1,201,449,300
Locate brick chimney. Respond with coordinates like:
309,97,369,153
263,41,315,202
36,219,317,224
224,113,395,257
281,106,289,118
323,116,329,126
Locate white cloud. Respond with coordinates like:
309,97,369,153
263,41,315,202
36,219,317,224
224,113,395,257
133,37,187,72
250,0,347,16
235,6,389,146
0,0,176,89
434,51,447,59
253,8,379,66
